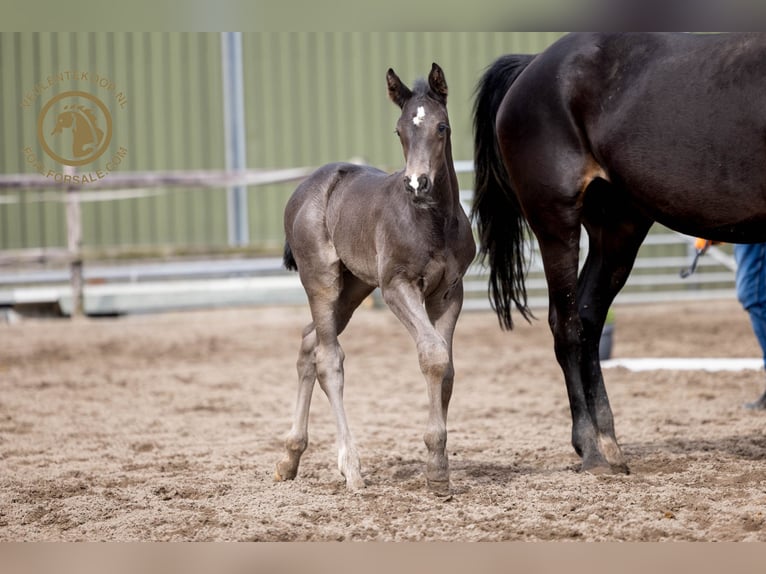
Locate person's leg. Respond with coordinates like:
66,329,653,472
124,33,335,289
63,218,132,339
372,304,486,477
734,243,766,409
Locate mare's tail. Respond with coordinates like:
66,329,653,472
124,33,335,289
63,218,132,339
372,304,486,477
283,241,298,271
472,54,535,330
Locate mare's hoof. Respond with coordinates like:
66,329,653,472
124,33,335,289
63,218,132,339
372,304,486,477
744,396,766,410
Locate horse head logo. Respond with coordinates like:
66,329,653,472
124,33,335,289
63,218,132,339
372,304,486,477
50,104,105,159
38,91,112,167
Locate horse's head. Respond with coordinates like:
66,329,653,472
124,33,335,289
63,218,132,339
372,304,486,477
387,63,450,201
50,110,75,136
49,105,105,159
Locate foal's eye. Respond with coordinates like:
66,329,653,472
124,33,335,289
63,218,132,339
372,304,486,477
438,123,449,134
394,128,401,137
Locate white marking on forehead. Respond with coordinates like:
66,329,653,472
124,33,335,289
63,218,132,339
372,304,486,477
409,174,419,190
412,106,426,126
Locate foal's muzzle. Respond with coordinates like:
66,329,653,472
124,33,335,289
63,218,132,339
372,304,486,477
404,174,431,196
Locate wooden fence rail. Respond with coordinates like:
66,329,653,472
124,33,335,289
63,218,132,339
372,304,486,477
0,163,739,316
0,167,314,191
0,166,313,316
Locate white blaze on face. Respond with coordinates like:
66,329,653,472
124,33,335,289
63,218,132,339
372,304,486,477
409,174,419,190
412,106,426,126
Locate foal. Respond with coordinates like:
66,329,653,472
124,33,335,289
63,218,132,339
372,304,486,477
274,63,475,494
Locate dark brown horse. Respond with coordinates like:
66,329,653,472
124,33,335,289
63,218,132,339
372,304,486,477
473,33,766,474
275,63,475,494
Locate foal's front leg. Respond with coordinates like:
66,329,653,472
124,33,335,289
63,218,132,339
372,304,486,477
384,280,455,496
426,282,464,426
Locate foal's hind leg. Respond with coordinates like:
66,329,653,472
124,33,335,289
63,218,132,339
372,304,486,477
276,268,373,490
274,322,318,482
384,279,458,496
312,273,373,490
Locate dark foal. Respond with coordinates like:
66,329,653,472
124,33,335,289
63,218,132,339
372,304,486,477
275,63,475,494
473,33,766,474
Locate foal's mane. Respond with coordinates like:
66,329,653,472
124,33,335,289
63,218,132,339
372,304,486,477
411,78,440,103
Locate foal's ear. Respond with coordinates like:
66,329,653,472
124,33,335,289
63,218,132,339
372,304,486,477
387,68,412,109
428,62,448,104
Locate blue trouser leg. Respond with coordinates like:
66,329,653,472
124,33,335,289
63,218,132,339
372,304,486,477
746,305,766,370
734,243,766,407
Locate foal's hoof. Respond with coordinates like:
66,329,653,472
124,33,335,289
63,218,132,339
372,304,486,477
609,461,630,475
581,455,630,476
274,460,298,482
426,478,452,497
344,475,366,491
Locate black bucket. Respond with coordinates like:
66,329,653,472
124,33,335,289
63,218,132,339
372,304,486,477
599,323,615,361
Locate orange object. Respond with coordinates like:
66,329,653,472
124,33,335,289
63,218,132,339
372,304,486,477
694,237,712,251
680,237,718,278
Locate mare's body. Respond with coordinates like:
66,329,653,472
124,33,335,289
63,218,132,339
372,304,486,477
473,33,766,472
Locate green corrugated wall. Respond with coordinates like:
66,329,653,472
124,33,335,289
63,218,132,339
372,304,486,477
0,32,565,254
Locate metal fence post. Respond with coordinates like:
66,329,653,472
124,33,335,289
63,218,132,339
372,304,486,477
221,32,249,246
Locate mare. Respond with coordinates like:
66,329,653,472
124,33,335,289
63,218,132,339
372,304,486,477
473,32,766,473
275,63,475,494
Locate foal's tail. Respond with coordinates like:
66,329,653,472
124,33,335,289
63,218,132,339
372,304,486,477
283,241,298,271
472,54,535,330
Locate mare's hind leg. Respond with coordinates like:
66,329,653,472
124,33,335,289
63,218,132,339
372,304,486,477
384,279,458,496
577,182,653,472
529,177,651,474
534,225,611,472
518,174,614,473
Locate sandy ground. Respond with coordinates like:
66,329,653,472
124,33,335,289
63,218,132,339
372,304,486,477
2,297,766,541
